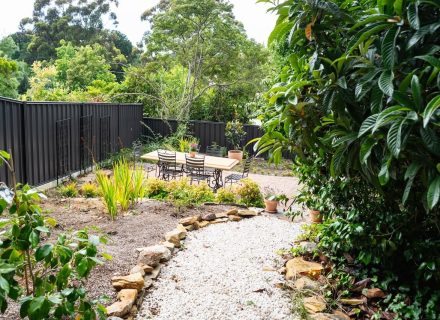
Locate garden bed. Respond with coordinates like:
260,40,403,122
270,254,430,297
1,194,236,319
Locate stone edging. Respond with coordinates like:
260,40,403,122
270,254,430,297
105,208,262,319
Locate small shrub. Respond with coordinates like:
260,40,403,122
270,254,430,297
145,178,168,199
190,182,215,204
59,182,78,198
166,178,193,208
236,178,264,207
216,187,236,204
80,182,99,198
132,167,147,203
96,170,118,219
113,159,132,211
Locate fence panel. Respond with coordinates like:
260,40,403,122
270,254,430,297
141,117,265,156
0,97,143,187
0,98,25,185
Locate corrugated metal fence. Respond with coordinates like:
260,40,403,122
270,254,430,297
0,97,143,186
141,118,264,156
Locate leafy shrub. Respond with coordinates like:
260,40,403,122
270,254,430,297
225,120,246,150
166,178,193,208
80,182,99,198
235,178,264,207
59,182,78,198
0,151,109,319
190,182,215,204
145,178,169,199
215,187,237,204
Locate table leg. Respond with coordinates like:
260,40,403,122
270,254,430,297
211,169,223,191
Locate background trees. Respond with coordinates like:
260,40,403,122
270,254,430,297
0,0,270,123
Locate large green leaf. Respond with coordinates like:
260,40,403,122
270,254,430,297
268,21,294,45
407,3,420,30
358,114,379,137
407,23,440,49
387,119,404,158
422,95,440,127
35,244,53,262
382,27,399,68
378,70,394,96
411,75,423,110
420,127,440,156
373,105,410,132
415,55,440,68
402,162,423,204
347,22,391,54
427,176,440,209
360,137,378,164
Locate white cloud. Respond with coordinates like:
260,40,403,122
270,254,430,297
0,0,276,45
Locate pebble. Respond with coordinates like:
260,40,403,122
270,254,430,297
136,216,302,320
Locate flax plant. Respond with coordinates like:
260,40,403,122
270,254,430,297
113,159,132,211
96,170,118,220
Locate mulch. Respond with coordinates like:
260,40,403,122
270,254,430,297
0,196,235,319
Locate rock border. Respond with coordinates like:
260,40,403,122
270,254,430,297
105,207,263,319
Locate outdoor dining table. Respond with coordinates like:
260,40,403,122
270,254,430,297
141,150,240,190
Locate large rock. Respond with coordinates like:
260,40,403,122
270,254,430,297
165,230,181,248
294,276,321,292
198,221,210,228
209,218,229,224
229,215,242,222
138,245,172,267
202,213,216,221
286,257,323,280
112,273,144,291
237,210,259,217
129,265,146,276
179,215,200,226
215,212,228,219
106,289,138,317
225,208,238,215
176,224,188,238
161,241,175,252
303,296,326,313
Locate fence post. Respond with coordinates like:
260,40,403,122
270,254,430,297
20,101,28,184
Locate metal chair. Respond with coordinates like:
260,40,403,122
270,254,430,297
224,156,253,186
157,150,183,180
185,155,211,185
133,141,155,176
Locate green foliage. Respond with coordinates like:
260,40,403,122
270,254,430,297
80,183,99,198
215,187,237,204
235,178,264,207
96,159,147,218
257,0,440,316
0,151,108,319
145,178,169,200
95,171,118,220
59,182,78,198
225,120,247,150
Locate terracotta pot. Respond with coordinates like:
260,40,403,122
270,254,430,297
309,209,323,223
189,151,197,158
264,199,278,213
228,150,243,161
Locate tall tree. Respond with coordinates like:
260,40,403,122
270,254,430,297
139,0,269,120
19,0,119,62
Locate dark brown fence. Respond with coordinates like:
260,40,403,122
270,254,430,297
141,118,264,156
0,97,143,186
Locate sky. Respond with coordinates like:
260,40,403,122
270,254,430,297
0,0,277,46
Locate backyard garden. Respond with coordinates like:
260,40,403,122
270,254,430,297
0,0,440,319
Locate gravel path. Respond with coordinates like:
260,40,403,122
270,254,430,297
137,215,302,320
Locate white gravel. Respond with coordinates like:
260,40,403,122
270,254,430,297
136,215,302,320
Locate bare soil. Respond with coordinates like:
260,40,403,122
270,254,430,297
1,196,236,319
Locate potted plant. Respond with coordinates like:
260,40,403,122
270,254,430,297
189,143,198,158
225,120,247,161
263,188,288,213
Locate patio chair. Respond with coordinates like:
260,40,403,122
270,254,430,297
185,155,211,185
224,156,253,187
157,150,183,180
